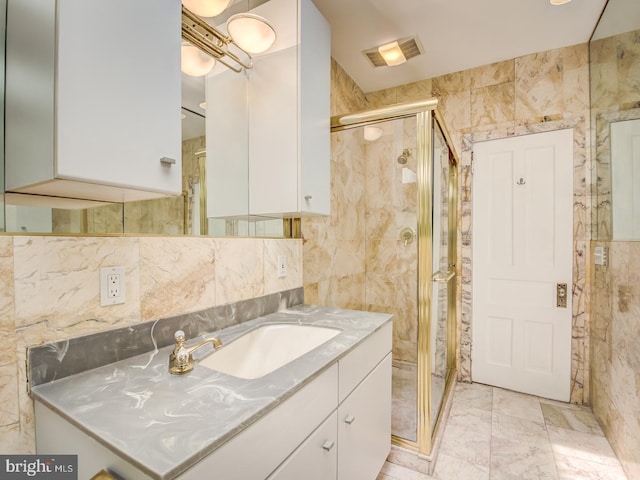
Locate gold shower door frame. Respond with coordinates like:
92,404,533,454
331,99,459,456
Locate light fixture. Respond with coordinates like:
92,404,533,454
226,14,277,54
199,102,207,109
181,113,186,119
364,126,383,142
182,0,231,17
181,44,216,76
363,37,422,68
549,0,572,4
378,41,406,66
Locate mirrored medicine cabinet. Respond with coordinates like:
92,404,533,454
0,0,289,238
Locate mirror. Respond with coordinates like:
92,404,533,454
0,0,285,237
590,0,640,240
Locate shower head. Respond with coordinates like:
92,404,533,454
397,148,411,165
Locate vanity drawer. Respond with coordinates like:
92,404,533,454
338,321,392,403
267,411,337,480
177,363,338,480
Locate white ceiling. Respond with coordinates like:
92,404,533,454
182,0,612,139
313,0,607,93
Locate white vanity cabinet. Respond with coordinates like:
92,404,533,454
34,321,391,480
269,323,392,480
338,355,392,480
5,0,182,203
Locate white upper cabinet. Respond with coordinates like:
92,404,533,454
207,0,330,219
5,0,182,203
249,0,330,217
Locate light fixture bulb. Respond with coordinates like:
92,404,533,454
181,44,215,77
549,0,572,4
364,126,383,142
378,41,407,66
199,102,207,109
227,14,277,54
182,0,231,17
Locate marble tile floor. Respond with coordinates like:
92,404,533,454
378,382,628,480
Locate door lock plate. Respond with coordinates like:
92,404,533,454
556,283,568,308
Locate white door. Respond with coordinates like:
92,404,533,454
472,129,573,401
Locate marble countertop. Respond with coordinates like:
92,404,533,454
31,305,392,480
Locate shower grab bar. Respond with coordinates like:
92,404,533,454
432,270,455,283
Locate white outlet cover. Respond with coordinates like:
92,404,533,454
277,255,287,278
100,266,126,306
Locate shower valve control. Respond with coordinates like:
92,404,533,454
399,227,416,246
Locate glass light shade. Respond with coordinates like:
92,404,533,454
227,14,276,54
181,45,215,77
378,41,406,66
364,126,383,141
182,0,231,17
549,0,572,4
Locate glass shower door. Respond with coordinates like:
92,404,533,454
359,117,420,443
330,99,458,456
429,119,455,433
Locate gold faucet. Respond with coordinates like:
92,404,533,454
169,330,222,375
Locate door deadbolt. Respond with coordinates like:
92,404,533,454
556,283,567,308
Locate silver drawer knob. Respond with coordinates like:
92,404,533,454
344,415,355,425
322,440,335,451
160,156,176,166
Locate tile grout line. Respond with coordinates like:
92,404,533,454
539,395,563,480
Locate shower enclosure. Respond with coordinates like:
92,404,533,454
330,99,458,455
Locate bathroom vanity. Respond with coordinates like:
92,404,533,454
31,306,392,480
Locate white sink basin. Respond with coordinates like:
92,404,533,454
198,323,340,379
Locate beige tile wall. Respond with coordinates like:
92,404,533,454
0,235,302,453
313,42,592,404
371,43,591,405
590,28,640,479
591,241,640,479
302,61,368,310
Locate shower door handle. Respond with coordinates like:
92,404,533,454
432,270,455,283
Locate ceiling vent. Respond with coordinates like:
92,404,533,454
363,36,423,67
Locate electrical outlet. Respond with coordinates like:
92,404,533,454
277,255,287,278
107,274,121,298
100,266,126,306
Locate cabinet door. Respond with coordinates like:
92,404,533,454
248,45,298,216
298,0,330,216
247,0,330,217
338,354,392,480
268,411,337,480
56,0,181,194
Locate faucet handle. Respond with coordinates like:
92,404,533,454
174,330,186,343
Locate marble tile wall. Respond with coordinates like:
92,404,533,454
591,241,640,479
364,118,418,363
302,61,368,310
364,43,591,405
304,63,421,364
590,30,640,240
0,235,302,453
589,27,640,480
